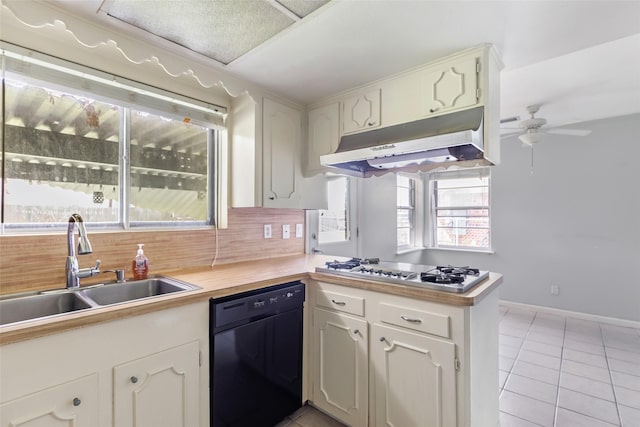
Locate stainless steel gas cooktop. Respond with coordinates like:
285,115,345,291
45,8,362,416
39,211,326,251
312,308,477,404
315,258,489,293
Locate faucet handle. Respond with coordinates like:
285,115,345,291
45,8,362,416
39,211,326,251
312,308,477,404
77,259,101,279
104,268,126,283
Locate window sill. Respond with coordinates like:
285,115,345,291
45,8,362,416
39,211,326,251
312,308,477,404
396,246,427,255
427,246,495,255
1,223,214,236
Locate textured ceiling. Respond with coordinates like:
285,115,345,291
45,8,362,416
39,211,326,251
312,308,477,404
104,0,329,64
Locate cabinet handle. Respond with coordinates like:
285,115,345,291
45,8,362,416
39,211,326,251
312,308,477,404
73,397,81,406
269,196,275,200
367,121,376,126
379,336,388,343
331,299,346,306
430,107,439,113
401,315,422,324
130,376,138,384
353,329,360,335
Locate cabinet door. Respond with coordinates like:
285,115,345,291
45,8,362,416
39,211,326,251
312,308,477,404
263,97,302,207
113,341,200,427
421,56,479,116
0,374,98,427
312,308,368,427
342,89,381,134
372,324,456,427
306,103,340,175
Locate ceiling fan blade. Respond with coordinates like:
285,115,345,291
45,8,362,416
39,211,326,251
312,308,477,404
500,116,520,124
546,128,592,136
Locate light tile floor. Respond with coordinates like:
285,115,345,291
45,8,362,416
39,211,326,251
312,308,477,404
276,405,347,427
499,305,640,427
281,305,640,427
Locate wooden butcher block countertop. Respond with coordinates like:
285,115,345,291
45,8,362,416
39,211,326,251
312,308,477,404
0,254,502,345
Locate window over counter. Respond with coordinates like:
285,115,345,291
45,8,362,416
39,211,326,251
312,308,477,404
428,168,491,251
319,176,350,244
0,44,226,232
396,174,422,252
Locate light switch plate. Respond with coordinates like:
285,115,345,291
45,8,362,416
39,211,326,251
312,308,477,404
295,223,303,238
282,224,290,239
264,224,272,239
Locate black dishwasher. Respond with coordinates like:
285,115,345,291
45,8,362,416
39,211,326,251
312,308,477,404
210,282,305,427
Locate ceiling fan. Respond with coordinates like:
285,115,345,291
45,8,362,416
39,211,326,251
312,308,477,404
501,105,592,146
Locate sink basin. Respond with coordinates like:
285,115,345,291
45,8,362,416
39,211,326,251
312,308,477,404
78,277,200,306
0,292,92,326
0,276,200,327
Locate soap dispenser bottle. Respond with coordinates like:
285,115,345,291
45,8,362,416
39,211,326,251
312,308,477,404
132,244,149,280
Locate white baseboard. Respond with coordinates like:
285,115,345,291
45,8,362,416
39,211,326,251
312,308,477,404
499,300,640,329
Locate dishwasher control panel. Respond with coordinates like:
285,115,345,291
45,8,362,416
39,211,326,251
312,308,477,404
211,282,305,333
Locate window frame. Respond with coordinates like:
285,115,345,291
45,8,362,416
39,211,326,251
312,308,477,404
1,44,226,233
318,176,351,245
396,173,424,253
306,176,359,258
396,175,415,250
427,168,492,252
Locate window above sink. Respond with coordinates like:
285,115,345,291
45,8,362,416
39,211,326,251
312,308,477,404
0,44,227,233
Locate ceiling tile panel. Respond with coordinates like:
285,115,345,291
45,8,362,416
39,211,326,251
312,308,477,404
106,0,296,64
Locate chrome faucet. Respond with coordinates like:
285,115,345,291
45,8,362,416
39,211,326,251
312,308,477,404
66,213,100,288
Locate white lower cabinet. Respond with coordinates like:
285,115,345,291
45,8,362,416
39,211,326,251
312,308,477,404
0,374,98,427
0,302,209,427
113,341,200,427
312,308,368,427
308,281,499,427
372,324,456,427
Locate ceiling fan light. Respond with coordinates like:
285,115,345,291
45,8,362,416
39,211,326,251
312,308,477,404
519,131,544,145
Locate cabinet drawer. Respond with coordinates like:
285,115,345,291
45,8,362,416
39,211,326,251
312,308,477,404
316,289,365,317
380,303,450,338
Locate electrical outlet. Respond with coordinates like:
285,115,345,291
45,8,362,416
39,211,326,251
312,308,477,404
550,285,559,296
264,224,272,239
282,224,290,239
295,223,303,238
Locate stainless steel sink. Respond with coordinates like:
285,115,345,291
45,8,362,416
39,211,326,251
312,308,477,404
77,277,200,306
0,276,200,327
0,292,92,326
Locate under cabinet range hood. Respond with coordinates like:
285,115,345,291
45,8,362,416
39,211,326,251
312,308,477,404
321,107,487,177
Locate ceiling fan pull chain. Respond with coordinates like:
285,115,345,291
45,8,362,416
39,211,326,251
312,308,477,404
530,145,535,175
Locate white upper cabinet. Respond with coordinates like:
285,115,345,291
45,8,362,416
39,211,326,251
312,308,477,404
305,103,340,176
421,56,480,117
230,95,327,209
305,44,502,172
341,89,381,134
263,97,303,208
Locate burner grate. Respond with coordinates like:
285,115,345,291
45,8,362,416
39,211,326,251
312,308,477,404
436,266,480,275
420,272,465,284
421,265,482,285
325,257,380,270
